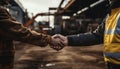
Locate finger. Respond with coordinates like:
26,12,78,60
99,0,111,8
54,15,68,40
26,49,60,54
49,41,64,51
60,41,66,46
56,34,66,41
55,43,64,51
52,34,62,39
50,45,61,51
50,44,59,50
52,34,60,38
53,46,60,51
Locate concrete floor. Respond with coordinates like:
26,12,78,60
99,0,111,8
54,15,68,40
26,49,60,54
13,42,106,69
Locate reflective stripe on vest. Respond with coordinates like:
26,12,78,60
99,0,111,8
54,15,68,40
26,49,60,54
104,52,120,58
104,52,120,64
105,15,120,34
104,7,120,64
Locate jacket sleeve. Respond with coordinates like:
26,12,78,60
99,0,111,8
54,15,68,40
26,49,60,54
0,7,51,47
67,21,105,46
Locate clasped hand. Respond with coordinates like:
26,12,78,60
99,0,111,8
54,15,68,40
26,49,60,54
50,34,68,51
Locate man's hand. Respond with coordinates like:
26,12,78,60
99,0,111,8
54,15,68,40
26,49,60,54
50,34,68,51
53,34,68,46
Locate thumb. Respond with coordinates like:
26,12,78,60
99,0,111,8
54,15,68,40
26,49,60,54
56,34,66,41
52,34,66,41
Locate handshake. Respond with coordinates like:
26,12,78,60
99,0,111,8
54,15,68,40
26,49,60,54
49,34,68,51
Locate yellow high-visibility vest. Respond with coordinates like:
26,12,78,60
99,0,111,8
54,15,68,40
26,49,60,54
104,7,120,64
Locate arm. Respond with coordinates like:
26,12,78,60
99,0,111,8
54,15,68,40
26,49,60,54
67,22,105,46
0,7,51,46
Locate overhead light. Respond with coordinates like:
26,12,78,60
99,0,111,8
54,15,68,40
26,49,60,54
90,0,104,8
77,0,104,15
77,7,89,14
73,13,77,16
62,16,70,19
81,7,89,12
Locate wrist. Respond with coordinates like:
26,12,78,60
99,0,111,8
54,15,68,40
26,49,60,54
47,35,52,44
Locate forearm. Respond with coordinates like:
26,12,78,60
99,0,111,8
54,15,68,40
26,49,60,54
0,11,51,46
67,23,104,46
67,32,103,46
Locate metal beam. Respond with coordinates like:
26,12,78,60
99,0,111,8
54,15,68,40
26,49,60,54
57,0,65,13
57,0,75,15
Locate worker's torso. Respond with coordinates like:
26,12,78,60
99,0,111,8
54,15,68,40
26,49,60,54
0,6,15,69
0,36,14,69
104,7,120,64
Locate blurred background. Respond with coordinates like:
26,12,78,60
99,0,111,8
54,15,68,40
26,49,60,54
6,0,108,69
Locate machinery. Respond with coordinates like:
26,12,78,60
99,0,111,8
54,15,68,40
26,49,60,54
23,13,54,34
61,19,81,35
9,0,109,36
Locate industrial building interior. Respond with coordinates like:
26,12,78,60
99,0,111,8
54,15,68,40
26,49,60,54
6,0,108,69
